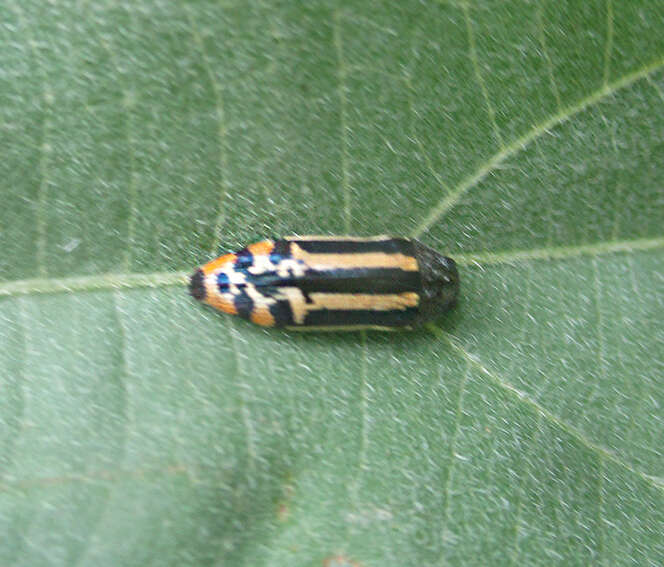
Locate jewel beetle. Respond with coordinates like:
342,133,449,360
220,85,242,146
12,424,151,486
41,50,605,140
189,235,459,330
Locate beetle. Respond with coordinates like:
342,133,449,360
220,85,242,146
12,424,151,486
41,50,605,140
189,235,458,330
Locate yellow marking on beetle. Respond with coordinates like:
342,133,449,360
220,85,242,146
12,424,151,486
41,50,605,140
279,287,308,324
307,292,419,311
245,284,277,327
290,243,418,271
287,234,391,241
285,325,400,332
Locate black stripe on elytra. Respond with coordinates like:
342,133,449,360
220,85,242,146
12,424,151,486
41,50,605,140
245,267,423,294
233,289,254,321
271,239,291,258
268,297,295,328
291,237,415,255
298,268,421,294
302,307,418,327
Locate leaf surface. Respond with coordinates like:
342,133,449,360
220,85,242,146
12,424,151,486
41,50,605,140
1,1,663,565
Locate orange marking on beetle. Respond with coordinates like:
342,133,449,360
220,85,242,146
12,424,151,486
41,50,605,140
202,253,236,275
250,306,276,327
206,293,237,315
248,240,274,256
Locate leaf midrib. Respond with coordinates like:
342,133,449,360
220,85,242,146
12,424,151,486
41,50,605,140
1,237,662,298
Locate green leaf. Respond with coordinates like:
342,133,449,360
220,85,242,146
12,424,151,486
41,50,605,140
1,1,663,565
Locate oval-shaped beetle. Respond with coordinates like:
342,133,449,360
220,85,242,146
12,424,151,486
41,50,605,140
189,235,459,330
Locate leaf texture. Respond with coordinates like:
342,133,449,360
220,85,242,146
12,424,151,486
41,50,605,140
1,1,663,565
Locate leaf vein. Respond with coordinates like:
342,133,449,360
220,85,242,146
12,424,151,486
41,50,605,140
0,271,189,298
350,331,370,505
229,322,257,478
404,72,452,197
454,236,664,267
0,464,189,493
438,331,663,492
589,259,608,408
536,6,562,112
439,360,470,556
90,4,139,272
597,455,606,565
508,413,541,567
462,1,503,148
622,255,649,448
646,74,664,104
1,299,28,483
72,292,130,566
334,9,352,233
16,4,53,277
186,6,229,256
508,265,534,566
411,56,664,238
603,0,614,88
